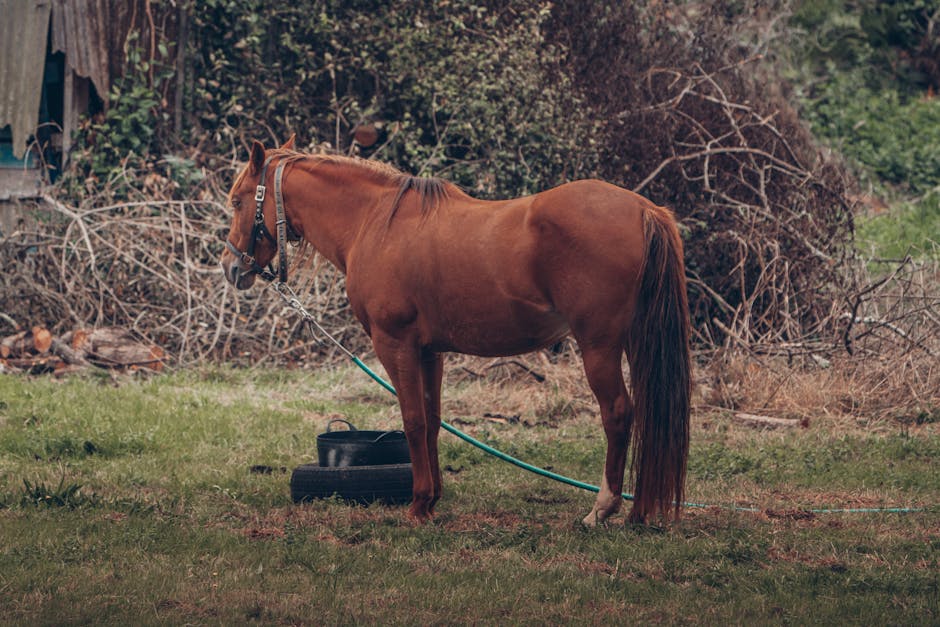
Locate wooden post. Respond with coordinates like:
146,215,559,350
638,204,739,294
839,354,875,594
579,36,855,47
60,65,89,169
174,4,188,135
62,65,73,163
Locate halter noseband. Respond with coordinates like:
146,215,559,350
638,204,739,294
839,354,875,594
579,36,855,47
225,156,292,283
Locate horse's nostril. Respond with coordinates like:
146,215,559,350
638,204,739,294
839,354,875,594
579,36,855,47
220,258,236,285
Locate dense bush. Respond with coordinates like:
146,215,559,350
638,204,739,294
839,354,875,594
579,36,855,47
188,0,599,197
548,2,855,344
791,0,940,93
791,0,940,258
805,71,940,195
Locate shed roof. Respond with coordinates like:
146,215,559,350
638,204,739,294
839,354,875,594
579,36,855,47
51,0,111,103
0,0,53,159
1,0,114,160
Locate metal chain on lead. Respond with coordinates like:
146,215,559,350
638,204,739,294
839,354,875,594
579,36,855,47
270,281,356,359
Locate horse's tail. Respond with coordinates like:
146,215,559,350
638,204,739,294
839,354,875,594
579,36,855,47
627,205,691,522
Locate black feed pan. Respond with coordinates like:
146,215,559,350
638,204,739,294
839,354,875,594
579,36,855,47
317,419,410,467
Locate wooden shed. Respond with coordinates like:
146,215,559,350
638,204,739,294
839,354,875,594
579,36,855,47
0,0,174,202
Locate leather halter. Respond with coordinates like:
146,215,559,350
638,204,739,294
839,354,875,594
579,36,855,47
225,157,292,283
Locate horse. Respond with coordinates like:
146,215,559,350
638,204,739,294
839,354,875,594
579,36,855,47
220,136,691,525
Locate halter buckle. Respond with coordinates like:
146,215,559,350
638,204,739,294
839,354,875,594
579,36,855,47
254,185,266,202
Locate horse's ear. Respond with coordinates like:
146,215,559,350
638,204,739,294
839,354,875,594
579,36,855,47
249,140,266,176
280,134,296,150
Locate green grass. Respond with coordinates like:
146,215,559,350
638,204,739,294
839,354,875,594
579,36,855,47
0,367,938,625
857,190,940,261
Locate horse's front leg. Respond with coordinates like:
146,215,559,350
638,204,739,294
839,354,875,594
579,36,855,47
371,331,436,522
420,350,444,514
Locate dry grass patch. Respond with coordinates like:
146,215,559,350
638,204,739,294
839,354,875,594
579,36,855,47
700,350,939,430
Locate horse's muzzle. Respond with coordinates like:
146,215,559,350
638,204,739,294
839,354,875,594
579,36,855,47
220,253,257,290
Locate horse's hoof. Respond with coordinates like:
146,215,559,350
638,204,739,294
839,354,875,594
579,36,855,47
408,503,434,524
581,510,615,528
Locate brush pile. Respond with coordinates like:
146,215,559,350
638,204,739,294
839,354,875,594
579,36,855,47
0,194,362,367
549,2,858,349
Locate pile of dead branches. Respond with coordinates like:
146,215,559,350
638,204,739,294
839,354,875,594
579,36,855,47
2,187,934,370
551,1,857,349
0,195,366,366
840,256,940,360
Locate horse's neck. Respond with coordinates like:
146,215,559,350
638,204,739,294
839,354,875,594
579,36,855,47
284,164,386,273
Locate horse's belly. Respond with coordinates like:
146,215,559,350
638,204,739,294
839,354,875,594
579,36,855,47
427,302,569,357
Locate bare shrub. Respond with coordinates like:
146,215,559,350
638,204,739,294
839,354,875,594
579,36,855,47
0,194,366,365
548,1,858,347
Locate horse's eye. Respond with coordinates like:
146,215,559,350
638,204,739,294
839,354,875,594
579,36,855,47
232,198,242,210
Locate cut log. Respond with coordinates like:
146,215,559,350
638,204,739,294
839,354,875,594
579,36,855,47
3,327,165,373
49,337,90,367
69,328,90,352
1,331,30,358
32,326,52,354
733,412,801,429
1,328,53,357
79,327,165,371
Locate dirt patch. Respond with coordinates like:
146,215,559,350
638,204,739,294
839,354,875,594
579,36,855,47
440,510,528,533
156,599,219,619
764,509,817,522
214,502,408,546
765,547,848,572
242,526,286,540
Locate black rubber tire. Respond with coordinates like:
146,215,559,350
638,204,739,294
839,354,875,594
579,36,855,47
290,463,413,505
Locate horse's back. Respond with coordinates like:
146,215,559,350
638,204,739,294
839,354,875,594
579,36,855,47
432,178,654,350
527,179,651,245
525,179,651,314
448,178,651,309
350,178,658,355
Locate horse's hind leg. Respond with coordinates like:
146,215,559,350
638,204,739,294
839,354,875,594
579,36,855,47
579,344,633,527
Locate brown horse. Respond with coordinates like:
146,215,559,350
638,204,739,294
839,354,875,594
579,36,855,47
220,137,691,525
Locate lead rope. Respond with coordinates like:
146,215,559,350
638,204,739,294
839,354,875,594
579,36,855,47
270,281,922,515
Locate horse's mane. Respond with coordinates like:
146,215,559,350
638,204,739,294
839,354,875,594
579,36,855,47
253,149,453,225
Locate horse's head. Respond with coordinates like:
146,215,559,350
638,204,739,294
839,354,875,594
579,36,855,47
220,135,295,289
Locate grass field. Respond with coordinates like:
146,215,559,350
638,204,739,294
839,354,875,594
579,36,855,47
0,359,937,625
